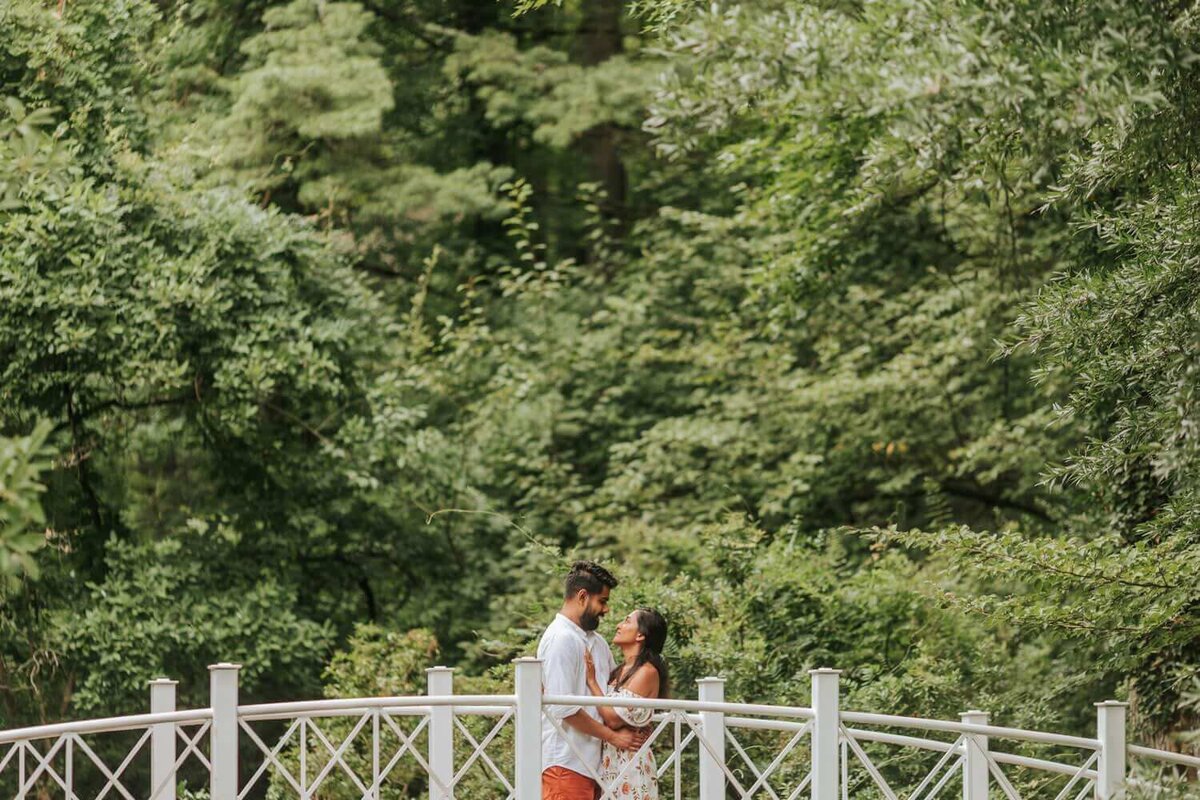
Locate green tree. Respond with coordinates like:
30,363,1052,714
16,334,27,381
0,421,54,588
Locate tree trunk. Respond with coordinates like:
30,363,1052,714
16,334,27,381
576,0,627,237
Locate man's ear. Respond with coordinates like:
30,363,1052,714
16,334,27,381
574,589,589,605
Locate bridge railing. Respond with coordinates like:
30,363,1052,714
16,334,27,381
0,659,1195,799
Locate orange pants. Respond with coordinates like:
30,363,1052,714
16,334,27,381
542,766,599,800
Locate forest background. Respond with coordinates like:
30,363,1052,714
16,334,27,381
2,0,1200,768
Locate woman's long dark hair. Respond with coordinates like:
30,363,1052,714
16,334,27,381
613,608,670,698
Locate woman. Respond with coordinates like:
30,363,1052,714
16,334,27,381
583,607,670,800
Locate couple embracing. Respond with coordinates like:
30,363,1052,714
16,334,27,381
538,561,670,800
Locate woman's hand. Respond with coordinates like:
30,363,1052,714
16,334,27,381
584,649,600,693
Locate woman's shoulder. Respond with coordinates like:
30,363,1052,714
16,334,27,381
624,663,661,697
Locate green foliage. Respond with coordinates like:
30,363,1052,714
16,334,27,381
262,626,439,799
5,0,1200,769
885,524,1192,725
445,32,655,148
66,528,334,713
219,0,394,204
0,420,54,587
0,97,74,210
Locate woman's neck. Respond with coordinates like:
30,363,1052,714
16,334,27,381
618,643,640,665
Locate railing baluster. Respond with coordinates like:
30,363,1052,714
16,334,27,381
300,717,307,800
840,736,847,800
674,712,682,800
150,678,177,800
810,668,841,800
372,709,380,800
1095,701,1127,800
961,710,989,800
513,657,542,800
208,663,241,800
698,676,726,800
428,666,455,799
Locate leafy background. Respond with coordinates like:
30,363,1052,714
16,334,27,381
2,0,1200,787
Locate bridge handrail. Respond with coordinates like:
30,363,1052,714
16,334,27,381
843,728,1100,779
544,693,816,719
841,710,1102,750
236,693,515,720
0,708,212,745
1128,744,1200,770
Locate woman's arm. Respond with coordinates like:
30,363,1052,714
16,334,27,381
584,651,628,729
605,665,660,729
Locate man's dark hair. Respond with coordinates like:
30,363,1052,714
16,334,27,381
564,560,618,599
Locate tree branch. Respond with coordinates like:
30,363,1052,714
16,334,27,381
939,479,1054,523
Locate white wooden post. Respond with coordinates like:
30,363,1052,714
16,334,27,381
1095,701,1127,800
811,668,841,800
698,676,726,800
428,666,455,799
960,710,989,800
209,663,240,800
514,657,543,800
150,678,178,800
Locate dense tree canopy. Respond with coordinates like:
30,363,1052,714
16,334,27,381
3,0,1200,774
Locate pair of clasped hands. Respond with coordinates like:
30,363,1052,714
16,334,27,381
583,650,651,752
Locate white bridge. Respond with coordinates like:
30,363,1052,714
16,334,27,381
0,660,1194,799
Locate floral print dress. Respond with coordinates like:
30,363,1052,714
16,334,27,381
598,686,658,799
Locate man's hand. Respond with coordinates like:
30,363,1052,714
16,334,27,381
606,726,650,752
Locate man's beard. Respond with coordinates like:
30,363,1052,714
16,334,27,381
580,608,602,632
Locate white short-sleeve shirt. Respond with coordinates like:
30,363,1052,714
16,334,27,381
537,613,616,778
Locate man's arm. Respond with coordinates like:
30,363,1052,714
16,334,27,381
542,633,645,750
563,710,648,751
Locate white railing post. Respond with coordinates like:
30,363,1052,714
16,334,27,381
428,666,455,799
960,710,989,800
1095,701,1127,800
811,668,841,800
514,657,543,800
209,663,241,800
150,678,178,800
698,676,726,800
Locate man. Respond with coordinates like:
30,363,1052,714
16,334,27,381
539,561,648,799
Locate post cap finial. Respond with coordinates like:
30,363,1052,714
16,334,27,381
207,662,242,671
1094,700,1129,708
149,677,178,686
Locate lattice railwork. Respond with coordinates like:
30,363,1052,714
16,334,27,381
450,709,515,798
242,709,441,799
839,726,964,800
723,721,813,800
0,720,210,800
839,724,1102,800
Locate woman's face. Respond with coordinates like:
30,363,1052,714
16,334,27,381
612,611,643,646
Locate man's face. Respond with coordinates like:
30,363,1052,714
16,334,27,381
578,586,611,632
